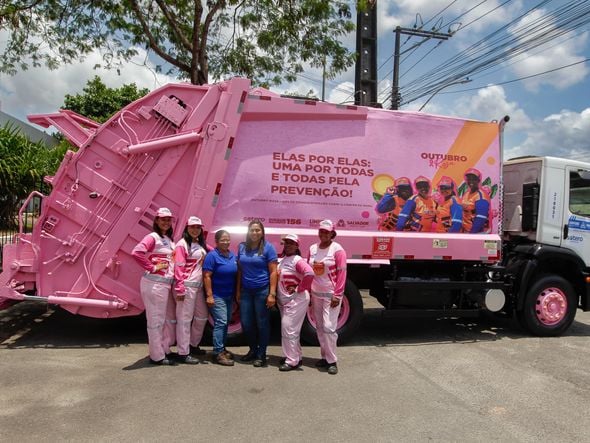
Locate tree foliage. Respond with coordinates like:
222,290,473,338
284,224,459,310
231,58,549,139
0,124,67,229
63,76,149,123
0,1,356,86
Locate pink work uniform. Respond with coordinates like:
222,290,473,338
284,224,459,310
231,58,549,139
132,232,175,362
277,255,314,367
308,242,347,365
173,239,207,356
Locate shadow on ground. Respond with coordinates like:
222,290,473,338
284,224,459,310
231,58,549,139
350,306,590,347
2,300,590,350
0,301,146,349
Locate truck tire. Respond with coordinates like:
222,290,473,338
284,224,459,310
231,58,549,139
517,275,577,336
300,279,364,345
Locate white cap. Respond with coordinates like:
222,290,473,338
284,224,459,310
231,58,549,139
187,216,203,226
282,233,299,245
156,207,173,218
319,219,335,231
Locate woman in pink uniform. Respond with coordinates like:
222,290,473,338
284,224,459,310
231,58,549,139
308,219,347,375
172,216,208,364
132,207,177,366
277,233,314,372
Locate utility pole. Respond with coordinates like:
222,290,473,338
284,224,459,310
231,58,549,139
354,1,378,106
391,27,452,110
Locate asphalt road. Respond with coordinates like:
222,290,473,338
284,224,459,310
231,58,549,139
1,295,589,442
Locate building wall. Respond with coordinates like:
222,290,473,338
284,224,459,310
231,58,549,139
0,110,58,146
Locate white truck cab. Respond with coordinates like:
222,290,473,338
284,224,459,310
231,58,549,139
504,156,590,265
502,156,590,335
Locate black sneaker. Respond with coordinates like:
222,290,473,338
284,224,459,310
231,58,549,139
177,355,200,365
315,358,328,368
240,350,257,362
253,357,267,367
327,363,338,375
279,360,302,372
190,346,207,356
149,358,177,366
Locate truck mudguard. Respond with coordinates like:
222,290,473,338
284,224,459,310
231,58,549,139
509,243,588,310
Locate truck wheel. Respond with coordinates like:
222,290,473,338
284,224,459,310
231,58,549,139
517,275,577,336
300,279,364,345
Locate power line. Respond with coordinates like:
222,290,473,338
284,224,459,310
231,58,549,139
453,0,514,33
399,0,590,105
440,0,490,31
459,25,590,83
401,0,556,97
400,0,556,96
437,57,590,93
399,40,444,80
423,0,459,29
377,0,508,106
391,27,453,109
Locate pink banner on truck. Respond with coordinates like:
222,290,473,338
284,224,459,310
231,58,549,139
214,109,500,236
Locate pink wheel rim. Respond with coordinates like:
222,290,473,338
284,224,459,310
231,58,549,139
306,295,351,330
535,287,567,326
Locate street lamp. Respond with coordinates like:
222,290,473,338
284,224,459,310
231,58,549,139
418,77,472,112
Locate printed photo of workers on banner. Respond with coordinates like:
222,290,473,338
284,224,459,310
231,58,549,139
374,167,497,234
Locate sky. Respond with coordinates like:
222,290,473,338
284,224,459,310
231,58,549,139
0,0,589,162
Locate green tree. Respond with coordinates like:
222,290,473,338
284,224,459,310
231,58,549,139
0,1,356,87
63,76,149,123
0,124,67,229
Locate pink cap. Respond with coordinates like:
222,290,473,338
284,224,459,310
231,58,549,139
414,175,430,186
187,216,202,226
464,167,482,180
319,219,335,231
438,176,454,188
156,207,173,218
395,177,411,187
282,233,300,245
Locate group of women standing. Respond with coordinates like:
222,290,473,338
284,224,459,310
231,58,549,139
132,208,346,375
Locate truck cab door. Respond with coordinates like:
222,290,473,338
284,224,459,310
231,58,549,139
563,166,590,267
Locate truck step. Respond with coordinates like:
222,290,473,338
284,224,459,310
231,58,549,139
384,280,506,290
381,308,481,318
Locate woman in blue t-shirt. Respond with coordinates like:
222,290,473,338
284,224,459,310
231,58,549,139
203,229,238,366
237,219,278,367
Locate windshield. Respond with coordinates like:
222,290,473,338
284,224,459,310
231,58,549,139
570,170,590,217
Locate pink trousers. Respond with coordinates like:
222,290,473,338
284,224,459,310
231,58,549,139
163,293,177,355
189,286,208,349
140,277,172,362
172,289,195,356
311,293,341,364
278,291,310,366
164,286,208,356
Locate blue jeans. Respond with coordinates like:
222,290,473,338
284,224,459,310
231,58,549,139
240,286,270,358
211,296,233,354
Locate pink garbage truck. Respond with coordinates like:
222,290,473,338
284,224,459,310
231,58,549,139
1,77,589,341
